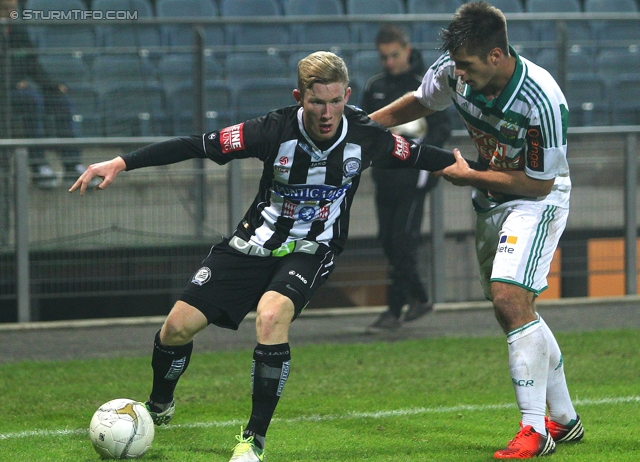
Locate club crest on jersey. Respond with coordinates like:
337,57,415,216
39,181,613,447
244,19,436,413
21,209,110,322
220,123,245,153
191,267,211,286
342,157,361,177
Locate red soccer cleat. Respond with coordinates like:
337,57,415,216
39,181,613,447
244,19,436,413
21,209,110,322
545,415,584,443
494,423,556,459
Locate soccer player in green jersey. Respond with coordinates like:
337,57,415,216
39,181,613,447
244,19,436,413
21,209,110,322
370,2,583,458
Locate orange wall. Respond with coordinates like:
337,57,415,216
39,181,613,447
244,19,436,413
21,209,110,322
588,238,640,297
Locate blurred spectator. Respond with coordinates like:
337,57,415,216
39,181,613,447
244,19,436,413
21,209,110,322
360,24,452,332
1,0,90,189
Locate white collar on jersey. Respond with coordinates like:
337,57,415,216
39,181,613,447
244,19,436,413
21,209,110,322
296,106,348,160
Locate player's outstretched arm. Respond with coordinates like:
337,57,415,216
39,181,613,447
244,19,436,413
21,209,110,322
68,156,127,196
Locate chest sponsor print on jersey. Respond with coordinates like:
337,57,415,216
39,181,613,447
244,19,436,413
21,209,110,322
282,200,330,222
469,126,520,170
272,181,351,201
220,123,245,153
391,134,410,161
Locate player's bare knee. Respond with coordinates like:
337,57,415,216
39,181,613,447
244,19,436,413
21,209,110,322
160,313,196,345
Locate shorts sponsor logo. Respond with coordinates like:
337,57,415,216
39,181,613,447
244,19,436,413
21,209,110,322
498,235,518,254
391,134,410,161
279,156,288,166
342,157,361,177
526,126,544,172
191,267,211,286
220,123,245,153
286,269,308,285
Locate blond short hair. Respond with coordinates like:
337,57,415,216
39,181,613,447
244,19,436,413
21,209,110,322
297,51,349,97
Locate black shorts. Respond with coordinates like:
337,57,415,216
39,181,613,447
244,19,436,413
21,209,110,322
179,239,335,330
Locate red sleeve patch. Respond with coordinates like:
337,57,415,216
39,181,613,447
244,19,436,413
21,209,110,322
220,123,245,153
391,134,411,161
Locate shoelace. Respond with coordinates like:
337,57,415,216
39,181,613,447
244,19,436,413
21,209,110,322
232,428,256,454
507,425,534,448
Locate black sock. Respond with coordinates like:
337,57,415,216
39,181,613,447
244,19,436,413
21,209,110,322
149,330,193,404
245,343,291,448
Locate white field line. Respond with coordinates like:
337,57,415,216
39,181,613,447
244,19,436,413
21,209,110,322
1,395,638,441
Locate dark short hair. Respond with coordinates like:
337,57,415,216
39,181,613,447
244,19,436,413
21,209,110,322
440,1,509,59
375,23,410,48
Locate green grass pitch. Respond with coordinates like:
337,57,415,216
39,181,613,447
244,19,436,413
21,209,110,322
1,329,638,461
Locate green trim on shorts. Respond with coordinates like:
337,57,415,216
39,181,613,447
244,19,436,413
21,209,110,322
490,278,548,296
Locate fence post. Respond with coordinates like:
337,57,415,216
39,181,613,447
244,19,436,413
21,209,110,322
15,147,31,322
193,25,207,238
624,133,638,295
430,181,445,303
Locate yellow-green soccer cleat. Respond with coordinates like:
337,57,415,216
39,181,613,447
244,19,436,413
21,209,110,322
229,427,265,462
144,400,175,425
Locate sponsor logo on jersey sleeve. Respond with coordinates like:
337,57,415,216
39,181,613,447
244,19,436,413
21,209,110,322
220,123,245,153
526,126,544,172
391,134,410,161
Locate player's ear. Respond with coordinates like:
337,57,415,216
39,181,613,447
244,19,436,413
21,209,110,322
293,89,302,104
344,86,351,102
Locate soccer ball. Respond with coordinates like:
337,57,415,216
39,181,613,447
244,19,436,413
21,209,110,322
89,398,155,459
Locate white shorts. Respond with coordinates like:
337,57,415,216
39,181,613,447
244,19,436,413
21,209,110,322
475,202,569,299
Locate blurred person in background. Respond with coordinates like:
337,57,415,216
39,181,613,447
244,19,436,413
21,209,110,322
361,24,452,333
0,0,90,189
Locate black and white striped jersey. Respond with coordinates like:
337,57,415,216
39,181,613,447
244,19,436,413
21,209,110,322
123,104,454,255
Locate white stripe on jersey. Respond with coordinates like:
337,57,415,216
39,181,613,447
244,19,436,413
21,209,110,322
248,110,359,248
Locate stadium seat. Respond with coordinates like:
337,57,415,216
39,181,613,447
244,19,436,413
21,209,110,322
534,47,596,81
157,53,223,94
224,52,288,82
91,55,158,89
421,48,444,69
486,0,533,45
234,78,297,121
67,87,103,137
565,74,609,126
351,50,383,92
156,0,224,47
526,0,591,44
595,47,640,78
168,81,235,135
38,55,91,89
283,0,351,48
25,0,96,49
584,0,640,43
406,0,462,45
92,0,160,49
220,0,290,47
346,0,406,44
101,83,167,136
609,76,640,125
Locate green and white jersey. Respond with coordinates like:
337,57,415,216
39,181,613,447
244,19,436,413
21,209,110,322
415,47,571,212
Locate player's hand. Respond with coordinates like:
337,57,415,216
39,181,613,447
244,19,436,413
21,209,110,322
68,156,126,196
432,148,472,186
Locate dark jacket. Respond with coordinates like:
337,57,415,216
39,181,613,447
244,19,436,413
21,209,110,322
360,49,452,191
